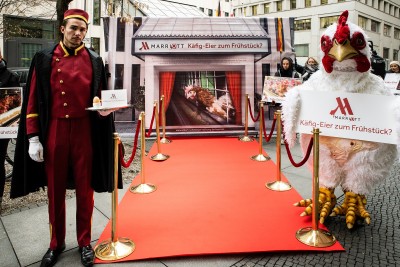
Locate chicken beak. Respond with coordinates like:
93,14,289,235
328,39,358,62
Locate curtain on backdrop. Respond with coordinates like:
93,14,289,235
225,71,241,124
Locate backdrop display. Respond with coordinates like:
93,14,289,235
104,16,295,135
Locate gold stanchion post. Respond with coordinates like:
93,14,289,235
265,110,292,191
251,101,270,161
295,128,336,247
130,112,157,194
150,101,170,161
160,95,171,144
239,94,254,142
94,133,135,260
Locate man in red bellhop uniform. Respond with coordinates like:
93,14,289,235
10,9,122,267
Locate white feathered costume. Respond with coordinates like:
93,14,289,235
282,10,399,229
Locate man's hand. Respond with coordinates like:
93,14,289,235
28,136,44,162
98,107,119,116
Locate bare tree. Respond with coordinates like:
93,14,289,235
56,0,74,40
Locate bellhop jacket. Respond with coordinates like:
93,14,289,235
11,44,122,198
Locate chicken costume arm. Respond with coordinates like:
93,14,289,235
281,87,301,147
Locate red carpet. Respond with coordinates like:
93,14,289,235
95,137,344,263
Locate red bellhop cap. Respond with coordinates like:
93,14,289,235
63,9,89,24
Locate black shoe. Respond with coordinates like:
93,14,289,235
79,245,94,267
40,243,66,267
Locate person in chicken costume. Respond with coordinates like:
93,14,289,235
281,10,398,229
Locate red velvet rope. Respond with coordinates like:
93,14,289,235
282,123,314,167
145,105,156,137
247,100,260,122
261,109,277,143
119,119,142,168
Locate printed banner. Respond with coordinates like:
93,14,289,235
262,76,302,103
133,39,269,54
296,90,397,144
384,73,400,94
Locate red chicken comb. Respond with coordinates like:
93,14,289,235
334,10,350,44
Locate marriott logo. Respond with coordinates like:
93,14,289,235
330,97,360,122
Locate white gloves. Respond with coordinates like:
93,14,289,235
28,136,44,162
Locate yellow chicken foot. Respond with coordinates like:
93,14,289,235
331,191,371,229
294,187,336,224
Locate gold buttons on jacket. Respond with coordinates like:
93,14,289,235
65,115,69,118
57,69,61,73
56,58,60,62
60,80,64,84
61,91,65,95
63,103,68,107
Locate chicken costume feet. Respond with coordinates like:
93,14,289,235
294,187,336,224
330,191,370,229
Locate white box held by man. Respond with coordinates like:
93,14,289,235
101,89,128,108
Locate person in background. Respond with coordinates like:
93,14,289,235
11,9,121,267
301,57,319,81
274,57,300,78
0,49,19,213
368,41,386,79
387,61,400,73
273,57,300,144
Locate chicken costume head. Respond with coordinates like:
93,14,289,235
321,10,371,74
281,10,398,229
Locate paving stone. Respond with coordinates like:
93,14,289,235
233,161,400,266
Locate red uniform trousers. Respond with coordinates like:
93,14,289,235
45,116,93,250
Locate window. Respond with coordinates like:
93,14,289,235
243,7,247,16
21,43,42,67
294,44,309,57
305,0,311,7
115,64,124,89
395,28,400,39
371,20,380,33
264,3,270,14
91,37,100,54
225,12,229,17
3,16,56,40
321,0,328,4
383,24,391,36
276,1,282,11
320,16,339,29
358,16,367,30
208,9,213,16
116,19,125,51
394,49,399,61
252,5,257,15
338,0,345,2
290,0,296,9
200,7,204,12
93,0,101,25
294,19,311,31
383,47,389,59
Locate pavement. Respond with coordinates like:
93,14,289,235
1,121,400,267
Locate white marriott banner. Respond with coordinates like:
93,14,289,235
133,39,270,54
296,90,398,144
